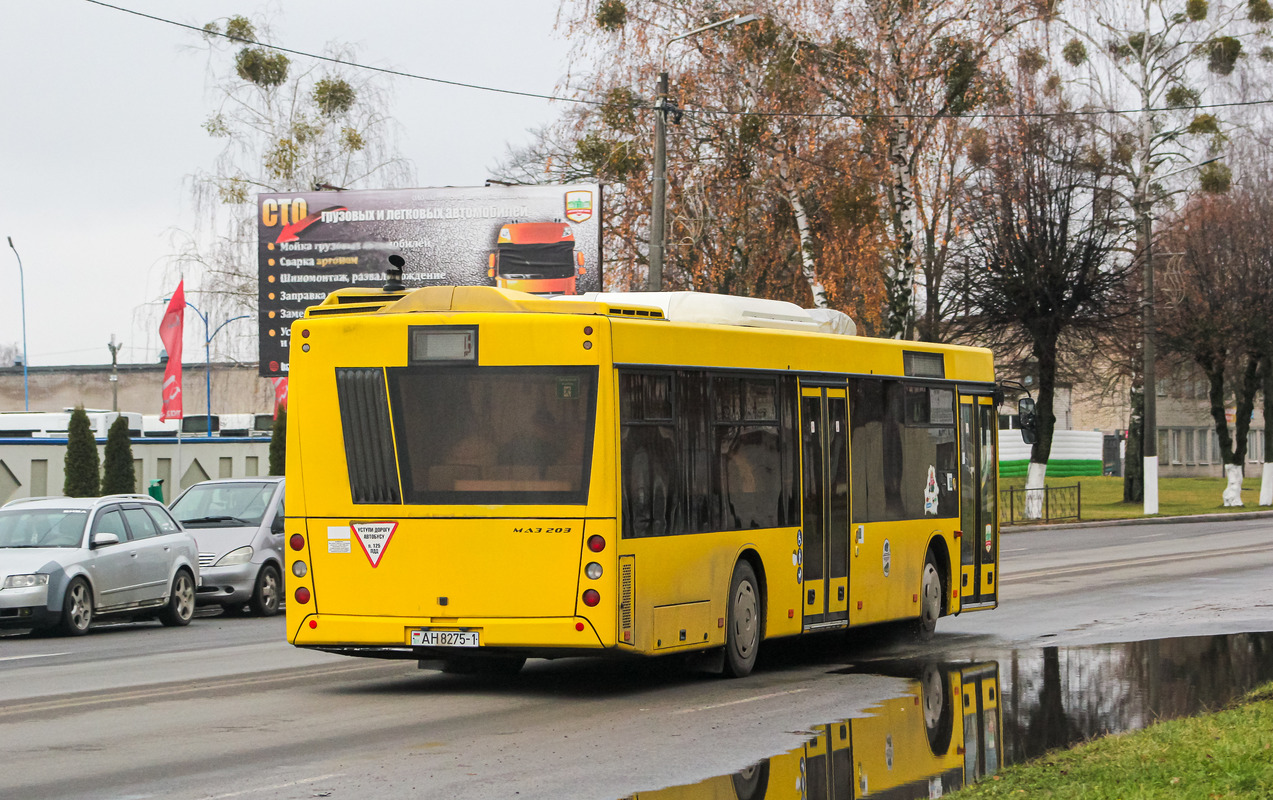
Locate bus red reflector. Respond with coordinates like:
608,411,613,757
582,589,600,607
953,590,959,599
788,609,794,618
587,535,605,553
295,586,311,604
575,622,585,631
857,601,863,610
289,534,305,551
309,619,317,629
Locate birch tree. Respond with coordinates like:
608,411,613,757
173,13,412,354
1052,0,1265,501
520,3,892,327
807,0,1037,340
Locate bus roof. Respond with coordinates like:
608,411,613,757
303,285,860,336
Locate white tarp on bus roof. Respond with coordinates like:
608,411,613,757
563,291,857,336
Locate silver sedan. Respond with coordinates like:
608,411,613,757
0,495,200,635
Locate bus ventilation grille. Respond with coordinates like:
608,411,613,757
619,556,635,646
605,305,665,319
335,367,402,504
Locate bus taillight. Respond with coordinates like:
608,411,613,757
582,589,600,607
290,533,305,551
587,535,605,553
295,587,311,604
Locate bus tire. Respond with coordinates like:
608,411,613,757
921,663,954,755
731,760,770,800
909,550,943,641
723,560,761,678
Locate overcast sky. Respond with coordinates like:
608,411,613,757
0,0,576,370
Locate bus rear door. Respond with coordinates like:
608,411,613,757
959,393,998,608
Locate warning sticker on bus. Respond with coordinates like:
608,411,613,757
352,521,398,567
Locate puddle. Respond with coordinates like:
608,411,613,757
624,631,1273,799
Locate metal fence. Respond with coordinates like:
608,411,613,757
1001,484,1082,525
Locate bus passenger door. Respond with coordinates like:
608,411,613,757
959,394,998,608
801,386,850,628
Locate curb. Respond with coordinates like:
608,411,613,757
1003,508,1273,533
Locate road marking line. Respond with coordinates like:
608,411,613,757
200,773,345,800
0,662,391,719
1003,542,1273,584
674,688,809,714
0,652,70,662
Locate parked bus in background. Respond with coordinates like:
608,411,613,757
284,284,1010,677
487,221,586,295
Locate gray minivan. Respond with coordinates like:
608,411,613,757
169,477,285,616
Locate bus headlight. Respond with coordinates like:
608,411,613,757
585,562,603,580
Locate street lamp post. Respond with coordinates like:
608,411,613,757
168,298,249,436
6,237,29,411
648,13,760,291
1140,155,1219,516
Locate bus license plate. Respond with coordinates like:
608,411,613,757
411,630,480,648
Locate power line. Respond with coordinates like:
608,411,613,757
84,0,1273,123
81,0,606,106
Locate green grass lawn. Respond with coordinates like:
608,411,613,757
1000,475,1272,522
948,683,1273,799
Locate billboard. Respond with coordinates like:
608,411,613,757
256,183,602,377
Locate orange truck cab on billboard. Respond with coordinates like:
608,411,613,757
488,222,586,295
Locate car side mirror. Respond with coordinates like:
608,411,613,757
271,515,285,534
1017,398,1038,445
92,532,120,547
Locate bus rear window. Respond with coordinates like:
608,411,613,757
387,366,597,505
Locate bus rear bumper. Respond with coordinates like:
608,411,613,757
289,612,611,655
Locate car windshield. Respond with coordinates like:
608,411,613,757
0,508,88,548
170,482,276,527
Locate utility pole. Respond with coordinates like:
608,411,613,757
648,71,669,291
108,335,123,412
646,14,759,292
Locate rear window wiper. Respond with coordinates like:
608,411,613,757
179,515,253,525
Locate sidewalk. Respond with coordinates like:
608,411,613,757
1003,508,1273,533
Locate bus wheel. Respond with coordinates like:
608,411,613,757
910,550,943,641
731,761,770,800
921,664,954,755
723,560,760,678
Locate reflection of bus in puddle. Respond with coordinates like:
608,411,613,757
487,221,586,295
630,662,1000,800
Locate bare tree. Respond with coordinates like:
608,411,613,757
171,12,413,359
952,108,1131,515
1157,188,1273,505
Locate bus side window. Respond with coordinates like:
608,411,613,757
620,372,681,537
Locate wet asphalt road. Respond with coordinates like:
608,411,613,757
1,515,1270,800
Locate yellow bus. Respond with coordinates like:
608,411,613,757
630,661,1001,799
284,285,1004,677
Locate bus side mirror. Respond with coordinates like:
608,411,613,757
488,252,496,279
1017,398,1038,445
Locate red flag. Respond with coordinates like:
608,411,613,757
159,281,185,421
271,377,288,418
